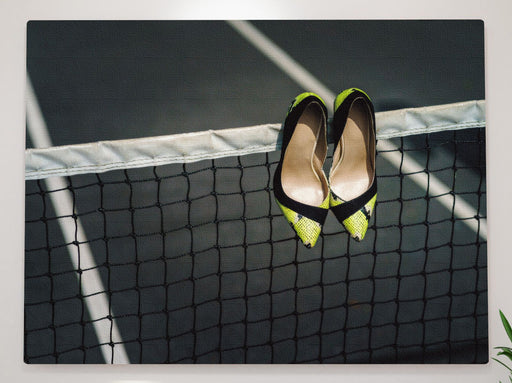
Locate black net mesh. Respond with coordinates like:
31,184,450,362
24,127,487,364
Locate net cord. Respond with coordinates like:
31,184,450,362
25,100,485,181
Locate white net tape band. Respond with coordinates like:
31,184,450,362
25,100,485,180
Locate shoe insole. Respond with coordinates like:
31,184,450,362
282,102,328,207
330,99,374,202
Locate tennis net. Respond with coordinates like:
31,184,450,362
24,100,487,364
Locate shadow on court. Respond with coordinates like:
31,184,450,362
24,20,486,363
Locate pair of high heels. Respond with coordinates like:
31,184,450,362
273,88,377,248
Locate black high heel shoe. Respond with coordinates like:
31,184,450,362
273,92,330,248
329,88,377,241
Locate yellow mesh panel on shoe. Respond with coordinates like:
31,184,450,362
334,87,371,112
329,190,344,207
331,193,377,241
319,195,330,210
293,216,322,248
276,196,329,248
342,193,377,241
288,92,326,116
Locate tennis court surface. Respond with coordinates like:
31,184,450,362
24,20,487,364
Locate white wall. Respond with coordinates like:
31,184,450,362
1,0,511,382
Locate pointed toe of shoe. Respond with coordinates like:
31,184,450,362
331,192,377,242
276,198,328,248
293,215,323,248
343,213,369,242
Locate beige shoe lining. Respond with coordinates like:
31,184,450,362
281,102,329,207
330,98,375,202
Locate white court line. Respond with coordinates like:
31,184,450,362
230,20,486,241
26,76,130,364
227,20,336,113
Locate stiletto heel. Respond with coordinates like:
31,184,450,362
329,88,377,241
273,92,330,248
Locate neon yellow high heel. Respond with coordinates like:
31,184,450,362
273,92,330,248
329,88,377,241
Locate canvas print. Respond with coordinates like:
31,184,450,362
24,20,487,364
